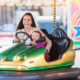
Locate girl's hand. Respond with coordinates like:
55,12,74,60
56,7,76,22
30,41,36,45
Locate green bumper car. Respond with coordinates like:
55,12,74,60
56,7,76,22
0,28,80,79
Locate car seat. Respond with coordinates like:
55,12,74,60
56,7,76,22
41,28,70,61
49,28,70,61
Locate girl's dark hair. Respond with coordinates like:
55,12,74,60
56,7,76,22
32,31,45,39
16,13,36,31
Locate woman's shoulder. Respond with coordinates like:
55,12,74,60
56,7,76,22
31,26,40,31
32,26,39,29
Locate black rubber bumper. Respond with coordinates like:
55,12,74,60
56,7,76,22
0,68,80,80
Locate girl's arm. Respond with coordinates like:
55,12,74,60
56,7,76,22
30,41,45,47
35,43,45,47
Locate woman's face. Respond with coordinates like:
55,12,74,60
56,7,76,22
32,32,40,41
23,15,32,29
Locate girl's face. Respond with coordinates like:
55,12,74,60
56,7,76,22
32,32,40,41
23,15,32,29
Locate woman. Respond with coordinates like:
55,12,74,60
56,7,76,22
13,12,52,53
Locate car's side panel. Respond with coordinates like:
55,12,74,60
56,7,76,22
48,39,75,66
26,39,75,70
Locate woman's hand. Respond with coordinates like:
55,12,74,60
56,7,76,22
30,41,36,45
45,49,48,53
13,36,20,43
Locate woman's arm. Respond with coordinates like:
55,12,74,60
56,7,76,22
13,28,25,43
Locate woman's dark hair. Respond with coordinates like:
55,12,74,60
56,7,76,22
41,29,48,37
16,13,36,31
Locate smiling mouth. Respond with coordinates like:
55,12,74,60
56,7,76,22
25,24,29,26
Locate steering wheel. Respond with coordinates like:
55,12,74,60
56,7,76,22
15,31,33,43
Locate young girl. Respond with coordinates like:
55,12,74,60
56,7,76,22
30,31,50,62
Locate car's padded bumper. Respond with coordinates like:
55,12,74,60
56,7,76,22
0,68,80,80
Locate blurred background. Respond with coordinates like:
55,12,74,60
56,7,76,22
0,0,67,46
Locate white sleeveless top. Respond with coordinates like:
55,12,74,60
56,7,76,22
23,35,30,45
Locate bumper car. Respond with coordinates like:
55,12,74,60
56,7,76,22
0,28,80,79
